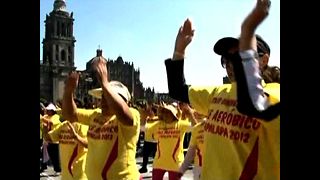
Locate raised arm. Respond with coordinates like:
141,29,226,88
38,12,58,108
62,72,79,123
180,102,198,126
165,19,195,103
92,57,134,126
233,0,280,120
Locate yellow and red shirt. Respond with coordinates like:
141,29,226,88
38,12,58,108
41,114,61,144
76,108,140,180
49,121,89,180
147,119,191,172
189,121,205,167
144,116,160,143
189,82,280,180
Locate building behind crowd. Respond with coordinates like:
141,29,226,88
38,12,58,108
40,0,155,104
40,0,76,103
76,49,151,105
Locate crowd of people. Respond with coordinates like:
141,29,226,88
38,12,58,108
40,0,280,179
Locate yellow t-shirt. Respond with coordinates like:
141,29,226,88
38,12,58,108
189,121,205,167
76,107,140,180
41,114,61,144
49,121,89,180
188,82,280,180
148,120,191,172
144,116,160,142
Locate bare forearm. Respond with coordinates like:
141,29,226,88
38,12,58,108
189,112,198,126
62,89,78,122
240,3,269,52
75,135,88,148
240,11,258,52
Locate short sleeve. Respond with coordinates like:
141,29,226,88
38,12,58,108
130,108,140,127
146,121,160,141
188,86,217,116
76,123,89,138
179,120,192,133
48,121,66,142
76,108,100,125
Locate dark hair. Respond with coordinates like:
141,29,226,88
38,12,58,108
151,106,158,114
74,99,84,108
256,34,271,56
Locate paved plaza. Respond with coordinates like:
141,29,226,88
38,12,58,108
40,157,194,180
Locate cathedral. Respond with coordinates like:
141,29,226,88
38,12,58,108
40,0,154,104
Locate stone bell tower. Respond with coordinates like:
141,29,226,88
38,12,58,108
40,0,76,102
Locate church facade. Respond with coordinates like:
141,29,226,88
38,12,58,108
40,0,155,104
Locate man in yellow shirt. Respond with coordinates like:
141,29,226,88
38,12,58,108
62,55,140,180
164,0,279,179
43,120,89,180
231,0,280,121
41,103,62,175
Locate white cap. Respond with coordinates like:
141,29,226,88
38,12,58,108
88,81,131,102
159,104,179,120
45,103,57,111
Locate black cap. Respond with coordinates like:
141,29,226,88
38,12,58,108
213,34,270,56
213,37,239,56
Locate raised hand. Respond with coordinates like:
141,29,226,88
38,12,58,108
91,56,108,86
173,18,195,59
42,118,53,132
246,0,271,30
240,0,271,51
65,71,79,93
255,0,271,17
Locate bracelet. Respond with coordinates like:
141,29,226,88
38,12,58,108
173,51,185,57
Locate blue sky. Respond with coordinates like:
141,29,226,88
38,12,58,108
40,0,280,93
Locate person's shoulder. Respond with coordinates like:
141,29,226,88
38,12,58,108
53,113,61,118
192,121,204,129
129,107,140,115
189,84,224,94
264,83,280,102
269,65,280,71
265,82,280,89
77,108,101,113
179,119,191,126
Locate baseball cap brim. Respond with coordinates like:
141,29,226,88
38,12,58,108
88,81,131,103
213,37,239,55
